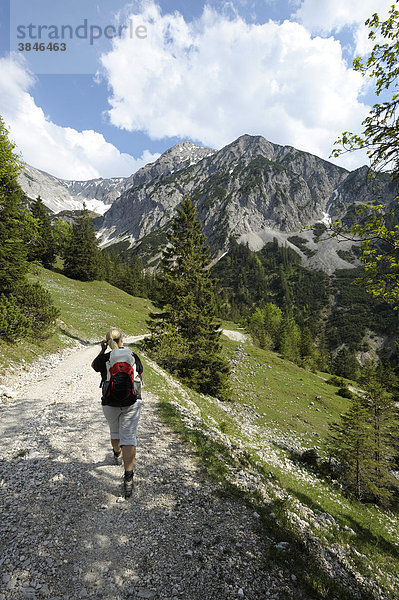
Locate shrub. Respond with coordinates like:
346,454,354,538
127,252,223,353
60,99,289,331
337,386,353,399
14,282,59,338
299,448,319,467
0,294,31,341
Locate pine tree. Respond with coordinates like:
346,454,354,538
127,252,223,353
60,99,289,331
358,366,398,504
29,196,56,267
0,116,28,296
63,206,104,281
327,395,376,501
147,196,231,400
0,116,58,340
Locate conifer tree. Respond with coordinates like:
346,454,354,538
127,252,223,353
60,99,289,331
63,206,104,281
247,303,282,349
53,218,72,256
0,116,58,341
332,347,359,380
0,116,28,295
147,196,231,400
29,196,56,267
300,327,316,360
247,307,274,349
327,395,376,501
358,366,398,504
328,366,398,504
299,326,321,370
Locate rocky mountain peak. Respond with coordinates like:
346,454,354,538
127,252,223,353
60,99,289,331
157,139,216,167
227,133,276,154
164,139,205,154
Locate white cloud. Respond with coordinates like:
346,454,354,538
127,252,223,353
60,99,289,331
0,54,159,180
100,2,370,169
293,0,392,55
292,0,390,33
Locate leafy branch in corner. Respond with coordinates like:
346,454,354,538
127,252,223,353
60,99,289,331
332,3,399,177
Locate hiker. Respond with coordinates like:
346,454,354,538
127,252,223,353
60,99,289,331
91,328,143,498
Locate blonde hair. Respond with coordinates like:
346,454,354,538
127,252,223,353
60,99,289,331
106,328,122,350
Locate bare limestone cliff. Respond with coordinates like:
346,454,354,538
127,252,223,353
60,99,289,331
18,135,398,274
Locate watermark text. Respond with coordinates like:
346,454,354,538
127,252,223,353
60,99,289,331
16,18,147,46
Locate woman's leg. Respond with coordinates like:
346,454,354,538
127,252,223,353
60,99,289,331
102,406,122,461
111,439,121,452
121,445,136,471
119,402,142,461
119,402,142,497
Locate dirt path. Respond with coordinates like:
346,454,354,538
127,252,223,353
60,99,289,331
221,330,248,343
0,342,304,600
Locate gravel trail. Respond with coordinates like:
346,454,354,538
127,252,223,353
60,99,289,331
0,343,304,600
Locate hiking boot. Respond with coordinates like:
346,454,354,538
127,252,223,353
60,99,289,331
123,475,133,498
113,450,122,466
124,474,134,499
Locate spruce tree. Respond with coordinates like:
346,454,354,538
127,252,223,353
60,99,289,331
0,116,58,340
29,196,56,267
0,116,28,295
63,206,104,281
358,366,398,504
147,196,231,400
328,395,376,501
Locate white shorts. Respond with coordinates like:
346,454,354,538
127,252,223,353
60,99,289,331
102,401,142,446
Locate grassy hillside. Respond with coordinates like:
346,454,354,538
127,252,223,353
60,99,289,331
145,338,399,600
0,266,152,369
37,267,151,340
1,266,398,598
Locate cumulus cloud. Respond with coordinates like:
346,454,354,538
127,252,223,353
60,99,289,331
0,54,159,180
293,0,392,54
100,2,370,169
292,0,390,33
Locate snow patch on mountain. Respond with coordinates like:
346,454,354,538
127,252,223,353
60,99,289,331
18,141,213,215
19,164,111,215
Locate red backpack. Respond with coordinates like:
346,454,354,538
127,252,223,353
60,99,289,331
102,348,137,406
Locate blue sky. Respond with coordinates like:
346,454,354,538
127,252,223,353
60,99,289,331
0,0,392,180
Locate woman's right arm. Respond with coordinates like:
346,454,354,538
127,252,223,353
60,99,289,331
91,340,108,370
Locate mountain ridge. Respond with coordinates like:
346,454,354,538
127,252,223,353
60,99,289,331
94,134,370,272
18,140,214,215
18,134,398,274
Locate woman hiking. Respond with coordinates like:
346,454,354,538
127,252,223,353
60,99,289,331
91,328,143,498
